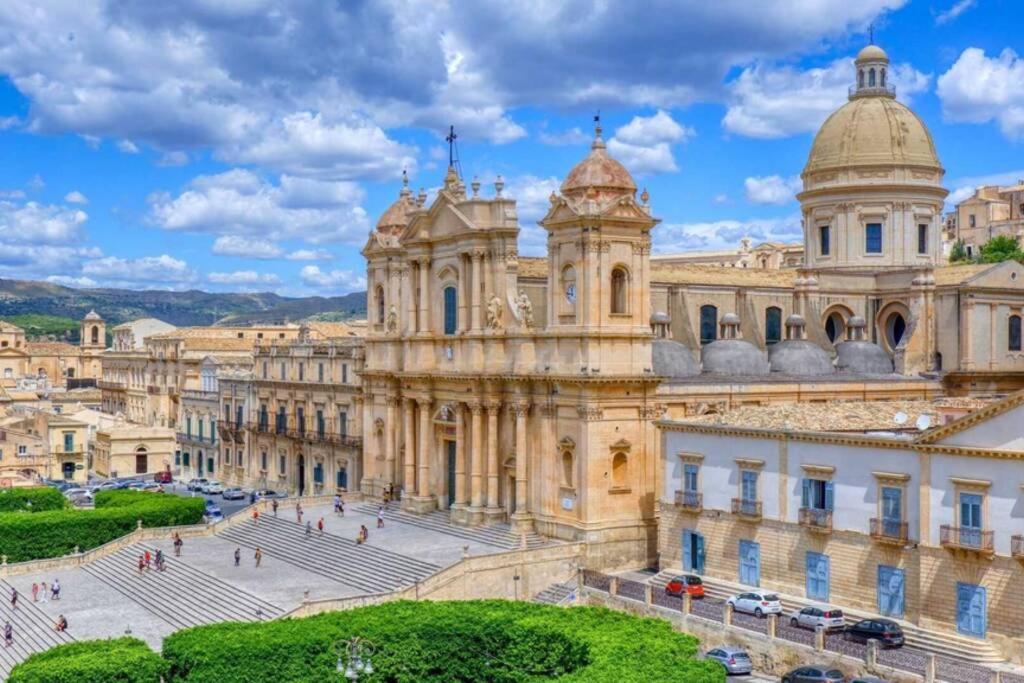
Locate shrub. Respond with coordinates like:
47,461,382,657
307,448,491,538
0,491,204,562
0,486,66,512
8,637,168,683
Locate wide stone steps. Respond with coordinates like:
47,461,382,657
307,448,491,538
532,581,576,606
648,570,1005,664
80,545,283,631
217,515,440,594
0,581,74,679
354,504,549,550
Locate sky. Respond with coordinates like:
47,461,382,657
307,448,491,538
0,0,1022,297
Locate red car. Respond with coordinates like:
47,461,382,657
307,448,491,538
153,470,173,484
665,574,705,598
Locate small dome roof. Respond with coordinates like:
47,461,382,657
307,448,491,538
856,44,889,62
650,312,670,324
653,339,700,378
376,172,416,233
721,312,741,325
804,97,941,176
701,339,769,376
769,339,834,376
83,310,103,321
835,341,894,375
561,124,636,199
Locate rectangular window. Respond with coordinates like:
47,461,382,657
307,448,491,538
342,364,348,383
237,449,243,466
956,582,987,638
262,361,268,379
917,223,928,254
276,407,287,434
64,432,74,453
314,462,324,484
198,419,204,441
959,492,983,547
186,417,192,439
339,412,348,437
260,451,267,471
683,464,698,492
819,225,830,256
316,409,325,438
235,405,243,429
877,565,905,618
739,540,760,587
969,214,976,228
806,551,830,601
18,445,26,456
279,454,286,474
741,470,758,502
318,363,324,382
297,407,305,435
210,420,216,444
801,478,834,510
443,286,457,335
865,223,883,253
175,450,181,466
280,362,286,379
298,362,304,381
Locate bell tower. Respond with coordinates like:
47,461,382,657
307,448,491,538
80,310,105,349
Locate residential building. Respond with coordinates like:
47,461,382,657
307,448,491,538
92,424,176,478
652,238,804,270
952,183,1024,257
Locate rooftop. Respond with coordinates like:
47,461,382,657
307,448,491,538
517,257,798,288
25,342,80,355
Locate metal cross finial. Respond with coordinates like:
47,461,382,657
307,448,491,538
869,22,874,44
446,125,458,168
593,110,602,139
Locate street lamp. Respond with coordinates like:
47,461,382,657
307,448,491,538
335,637,375,681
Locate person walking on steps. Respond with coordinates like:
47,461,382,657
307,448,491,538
51,578,60,600
305,520,312,538
377,505,385,529
252,508,260,526
254,547,263,568
234,547,241,567
31,583,38,603
4,621,12,648
137,554,145,575
296,502,303,524
54,615,68,632
39,581,48,604
338,497,344,517
317,517,324,536
173,533,183,557
155,550,164,572
9,587,17,610
272,499,279,517
333,494,340,515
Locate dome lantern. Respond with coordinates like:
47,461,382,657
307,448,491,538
851,43,893,100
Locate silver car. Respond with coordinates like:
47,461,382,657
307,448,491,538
789,605,846,632
704,646,753,675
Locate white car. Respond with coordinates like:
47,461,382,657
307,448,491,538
727,592,783,618
63,488,93,500
202,480,224,494
789,605,846,632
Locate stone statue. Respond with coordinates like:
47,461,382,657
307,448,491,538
516,290,534,327
486,293,503,330
385,304,398,333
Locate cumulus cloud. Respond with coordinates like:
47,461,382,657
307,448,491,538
299,265,366,293
46,275,99,288
64,190,88,204
503,175,561,255
117,139,140,154
537,126,588,146
81,254,197,288
745,175,802,205
723,57,930,139
607,110,695,175
656,214,803,253
937,48,1024,140
0,200,87,244
286,249,332,261
207,270,281,286
149,169,370,245
943,168,1024,210
211,235,284,259
935,0,976,25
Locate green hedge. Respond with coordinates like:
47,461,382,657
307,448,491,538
8,638,169,683
0,490,204,562
0,486,66,512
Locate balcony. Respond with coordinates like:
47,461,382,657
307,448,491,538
674,490,702,512
799,507,833,533
97,380,125,391
1012,535,1024,560
940,525,994,556
731,498,762,520
849,84,896,99
870,518,909,545
217,423,234,442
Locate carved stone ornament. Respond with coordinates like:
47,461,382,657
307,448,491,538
486,293,504,329
515,290,534,327
576,406,603,421
385,304,398,334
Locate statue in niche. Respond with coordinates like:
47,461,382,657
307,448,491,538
516,290,534,328
385,304,398,334
486,293,503,330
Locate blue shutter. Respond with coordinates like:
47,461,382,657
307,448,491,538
878,565,905,618
801,478,811,508
824,481,835,511
682,530,692,572
957,583,987,638
443,286,457,335
739,540,760,587
695,533,705,574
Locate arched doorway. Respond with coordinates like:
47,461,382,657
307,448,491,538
135,447,148,475
297,454,306,496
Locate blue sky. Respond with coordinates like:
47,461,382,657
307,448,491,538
0,0,1021,296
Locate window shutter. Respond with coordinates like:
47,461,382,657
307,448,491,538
825,481,835,510
801,478,810,508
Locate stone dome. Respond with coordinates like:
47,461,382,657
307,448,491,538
83,309,103,321
804,96,941,176
653,339,700,378
701,340,769,376
561,122,636,199
769,340,835,376
376,171,417,234
650,312,670,325
856,44,889,63
835,341,894,375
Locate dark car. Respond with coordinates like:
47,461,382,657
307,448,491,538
253,489,287,499
782,665,846,683
844,619,904,648
665,574,705,598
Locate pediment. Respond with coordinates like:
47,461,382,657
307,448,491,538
400,192,475,245
960,260,1024,289
0,347,28,358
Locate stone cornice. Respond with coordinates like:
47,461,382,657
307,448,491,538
360,369,661,386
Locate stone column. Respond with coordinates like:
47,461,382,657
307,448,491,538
404,264,416,334
385,397,398,485
455,403,467,506
458,254,469,333
469,402,484,514
402,398,415,498
471,251,483,332
418,258,431,334
417,398,432,499
510,401,532,533
485,401,501,514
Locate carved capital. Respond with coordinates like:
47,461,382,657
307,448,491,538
510,402,531,418
468,402,485,416
415,397,433,409
471,249,486,261
483,400,502,414
577,405,603,421
640,404,666,420
538,404,558,418
385,396,401,408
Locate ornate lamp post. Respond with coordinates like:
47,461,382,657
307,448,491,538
335,637,375,681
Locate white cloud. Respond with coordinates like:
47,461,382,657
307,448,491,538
64,190,88,204
157,151,189,167
713,193,730,205
207,270,281,286
607,110,695,175
936,0,976,25
943,169,1024,210
286,249,332,261
0,200,87,244
656,214,803,253
937,48,1024,140
744,175,802,205
723,57,930,139
504,175,561,255
117,139,140,154
81,254,197,288
45,275,98,288
299,265,366,293
211,235,284,259
0,116,20,130
538,126,588,146
149,169,370,245
26,175,44,192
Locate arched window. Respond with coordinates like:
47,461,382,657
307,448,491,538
1010,315,1022,352
375,285,385,324
135,447,148,475
825,312,845,344
869,68,876,87
610,267,628,314
886,312,907,349
880,68,887,87
611,452,628,489
765,307,782,345
699,305,717,345
858,69,864,88
443,285,457,335
562,450,574,488
91,325,99,344
561,264,577,313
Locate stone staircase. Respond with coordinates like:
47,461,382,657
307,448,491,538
0,580,75,679
532,581,577,606
648,570,1005,664
353,504,549,550
80,545,283,631
217,515,440,593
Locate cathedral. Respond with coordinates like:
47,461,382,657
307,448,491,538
361,43,1024,568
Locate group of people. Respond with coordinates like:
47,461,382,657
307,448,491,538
24,580,61,604
136,548,166,574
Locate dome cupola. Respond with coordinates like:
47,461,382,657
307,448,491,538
375,170,417,235
768,314,835,376
560,118,637,203
834,316,895,374
701,313,770,376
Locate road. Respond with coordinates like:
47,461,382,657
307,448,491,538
162,483,251,517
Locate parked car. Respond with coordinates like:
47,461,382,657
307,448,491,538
664,574,705,599
789,605,846,632
222,487,246,500
782,665,846,682
142,483,164,492
253,489,287,499
702,646,753,675
63,487,92,500
94,480,120,491
186,478,209,491
844,619,904,648
125,480,146,490
726,592,783,618
204,500,223,521
153,471,173,484
202,480,224,494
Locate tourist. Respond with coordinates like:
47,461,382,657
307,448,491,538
54,615,68,632
31,583,38,602
3,621,12,648
254,547,263,568
234,547,241,567
250,490,256,505
9,587,17,610
52,578,61,600
155,550,164,572
39,581,48,604
356,525,369,544
252,508,260,525
296,502,303,523
333,494,341,514
377,505,385,529
173,533,183,556
272,499,279,516
305,520,312,538
338,497,344,516
137,555,145,575
144,549,152,570
317,517,324,535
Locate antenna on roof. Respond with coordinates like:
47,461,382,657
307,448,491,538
893,411,908,426
915,414,932,431
445,125,463,180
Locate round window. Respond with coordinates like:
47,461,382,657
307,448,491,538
886,312,907,349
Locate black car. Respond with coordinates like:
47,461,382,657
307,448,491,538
844,618,904,647
781,665,845,682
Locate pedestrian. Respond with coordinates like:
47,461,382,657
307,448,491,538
155,550,164,572
137,555,145,575
357,524,369,544
317,517,324,536
338,497,344,517
54,615,68,632
252,508,260,526
333,494,340,514
305,520,312,538
272,499,279,516
234,547,241,567
31,583,38,602
376,505,385,529
51,578,60,600
40,581,48,604
3,621,11,648
9,587,17,610
296,502,303,523
144,549,152,570
249,490,256,505
173,533,183,557
254,547,263,568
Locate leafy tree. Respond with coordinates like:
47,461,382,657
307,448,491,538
948,239,969,263
977,235,1024,263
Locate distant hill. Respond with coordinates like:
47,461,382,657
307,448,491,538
0,279,367,329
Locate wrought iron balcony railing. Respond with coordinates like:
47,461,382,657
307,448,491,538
674,490,702,512
731,498,762,519
940,525,994,555
870,518,908,545
799,507,833,533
